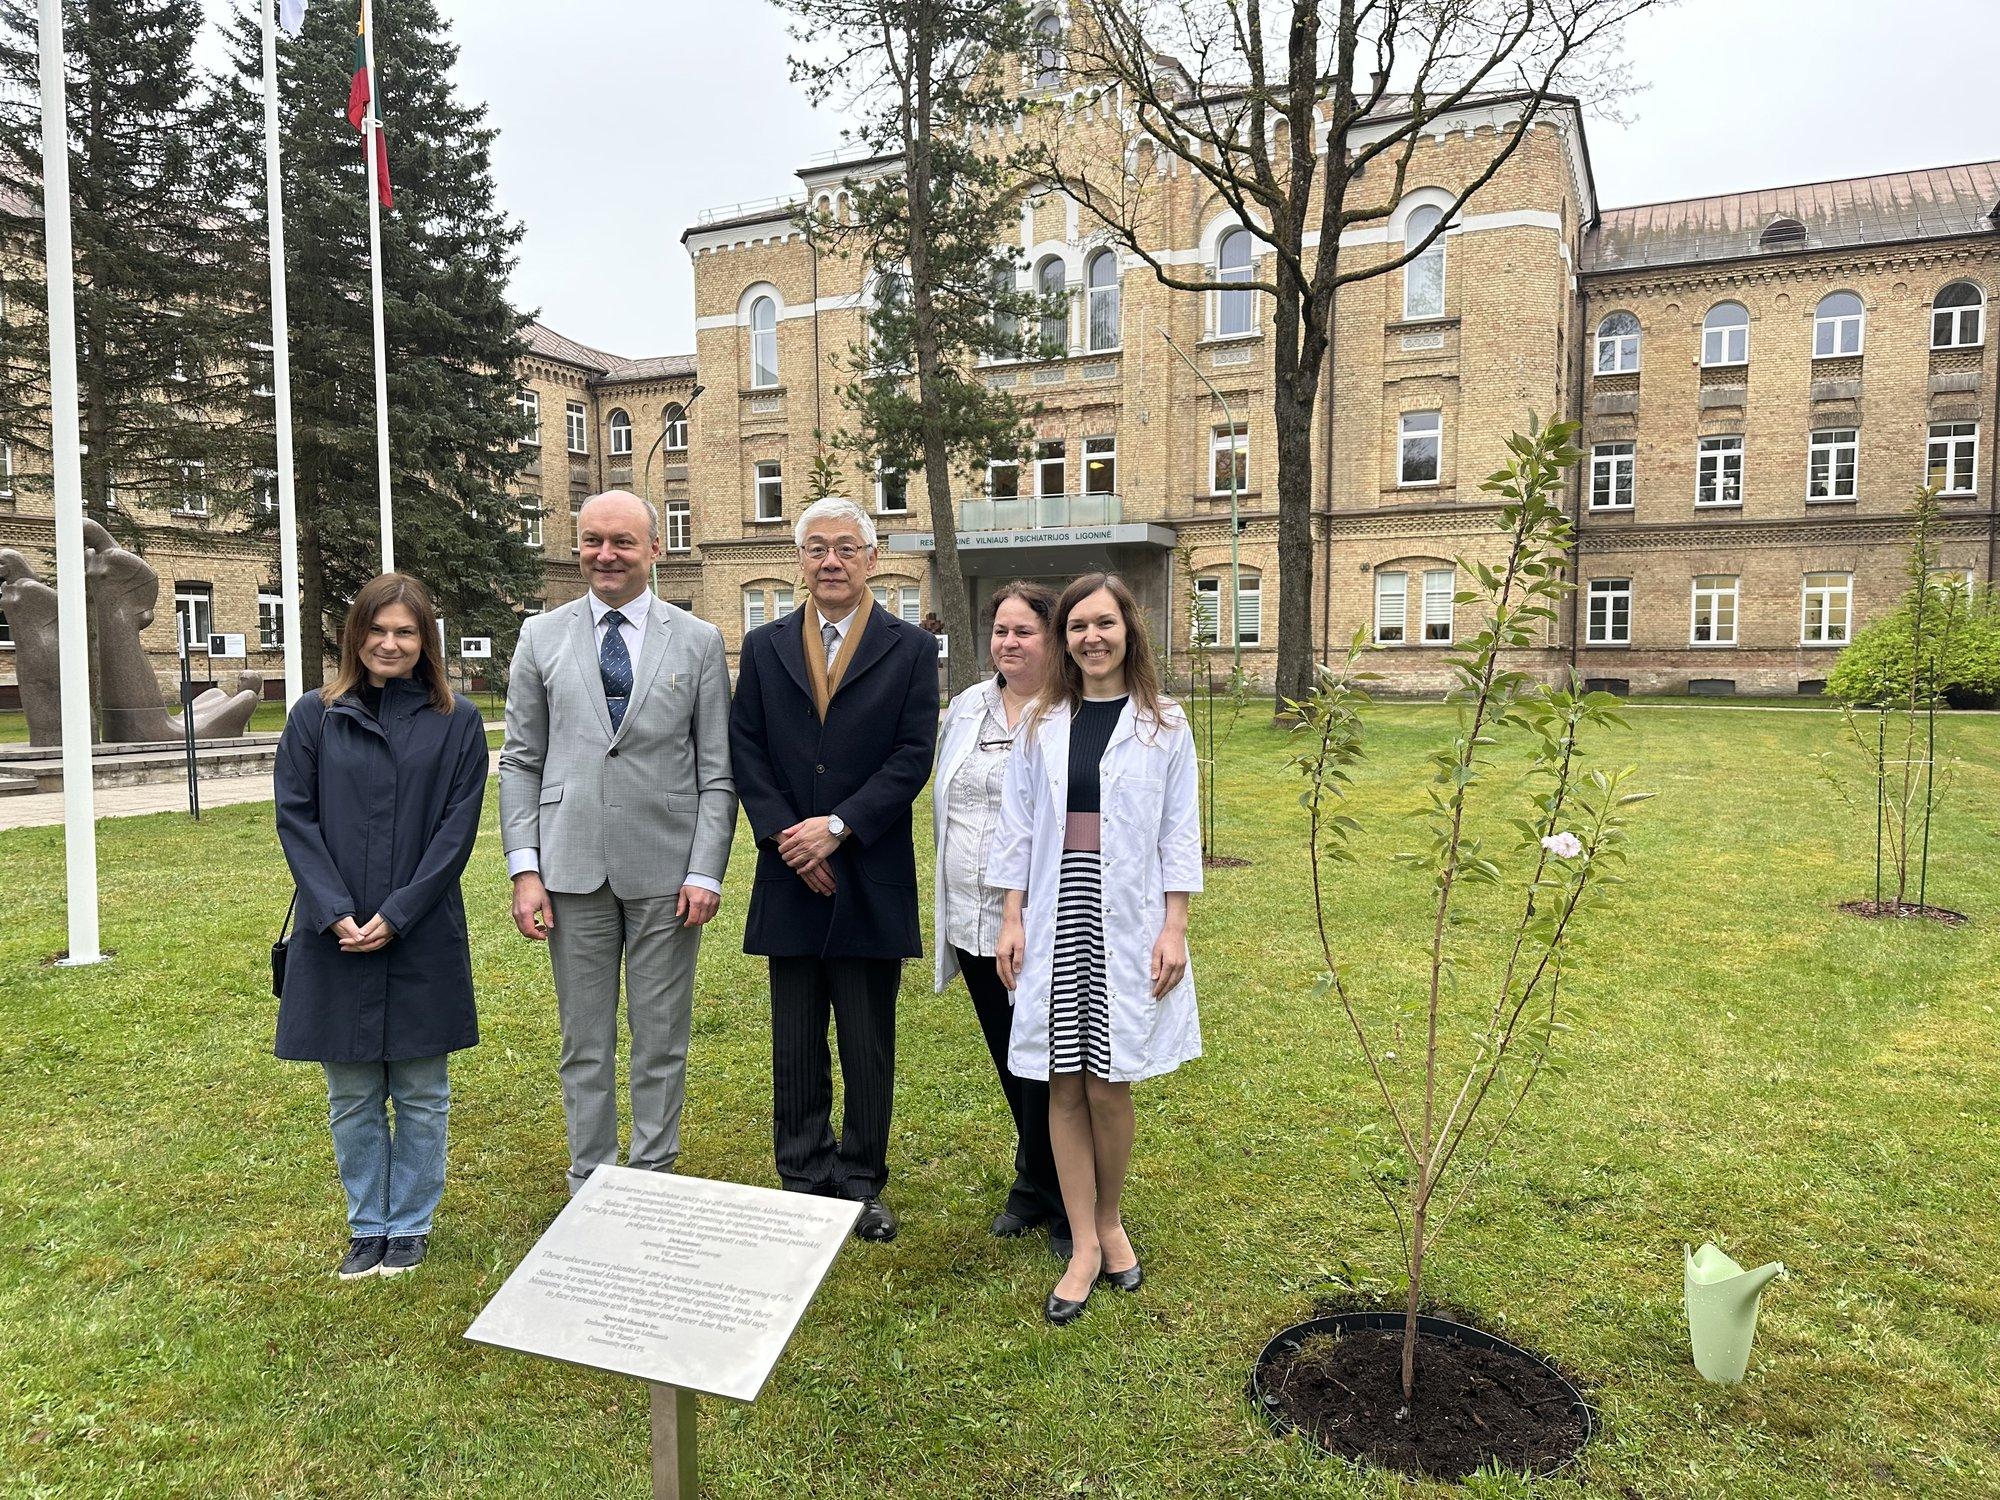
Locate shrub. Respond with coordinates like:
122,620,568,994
1829,586,2000,706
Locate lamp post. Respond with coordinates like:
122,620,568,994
1159,330,1241,675
643,383,703,595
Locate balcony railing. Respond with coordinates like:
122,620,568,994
961,492,1122,531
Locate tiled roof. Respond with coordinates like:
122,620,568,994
523,320,695,385
1584,160,2000,273
599,352,697,383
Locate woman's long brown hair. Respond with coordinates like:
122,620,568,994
320,573,455,713
1031,572,1173,735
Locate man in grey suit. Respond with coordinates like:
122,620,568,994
500,490,737,1194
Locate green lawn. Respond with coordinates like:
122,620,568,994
3,705,1997,1498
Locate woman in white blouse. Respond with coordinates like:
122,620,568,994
931,582,1069,1256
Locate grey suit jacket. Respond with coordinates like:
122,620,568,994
499,594,737,899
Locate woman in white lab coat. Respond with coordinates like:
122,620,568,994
993,573,1202,1324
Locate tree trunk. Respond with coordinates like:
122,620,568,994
299,504,327,691
1270,279,1321,707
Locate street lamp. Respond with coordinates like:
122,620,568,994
643,382,703,595
1159,330,1241,675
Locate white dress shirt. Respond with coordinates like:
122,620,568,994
817,602,859,653
507,591,722,895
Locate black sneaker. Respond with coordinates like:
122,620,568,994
379,1235,428,1276
337,1236,388,1280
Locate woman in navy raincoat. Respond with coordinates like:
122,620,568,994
275,573,488,1280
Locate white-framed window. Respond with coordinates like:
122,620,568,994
258,591,284,651
1801,572,1852,646
1589,442,1634,510
1586,579,1631,645
516,388,540,444
754,460,784,521
1398,411,1441,487
565,400,587,454
1701,302,1749,367
569,494,584,554
663,402,688,451
1215,228,1255,337
1083,435,1116,495
248,340,274,398
252,467,277,513
750,296,779,388
1808,428,1858,502
1929,566,1977,595
1373,570,1407,644
1036,257,1069,355
742,586,767,632
773,587,796,619
173,459,207,516
1421,567,1455,643
1595,311,1640,374
987,454,1021,499
518,500,543,549
1035,439,1066,497
174,583,213,653
1193,572,1261,647
1210,422,1248,496
608,408,632,457
869,272,911,374
0,608,12,648
1402,205,1446,320
871,584,923,624
1032,10,1063,90
1691,575,1738,646
665,498,690,552
1696,435,1744,507
1085,248,1120,351
1813,292,1864,358
1932,281,1985,350
988,261,1020,358
1927,421,1978,495
0,441,12,498
876,463,908,514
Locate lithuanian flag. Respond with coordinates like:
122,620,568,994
347,10,393,210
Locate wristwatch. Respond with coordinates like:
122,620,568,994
827,814,849,841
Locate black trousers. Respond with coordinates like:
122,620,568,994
769,956,901,1199
956,949,1066,1230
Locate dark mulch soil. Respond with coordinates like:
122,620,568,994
1203,854,1252,868
1837,899,1968,926
1259,1321,1589,1482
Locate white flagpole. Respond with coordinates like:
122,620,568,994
361,0,393,573
38,0,102,965
263,0,303,706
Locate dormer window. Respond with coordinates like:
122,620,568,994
1759,217,1806,252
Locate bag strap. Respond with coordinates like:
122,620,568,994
278,891,297,943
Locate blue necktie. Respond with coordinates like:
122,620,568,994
600,608,633,733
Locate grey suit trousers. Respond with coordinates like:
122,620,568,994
548,884,701,1193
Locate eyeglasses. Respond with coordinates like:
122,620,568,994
802,542,868,562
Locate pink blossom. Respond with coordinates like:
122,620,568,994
1540,831,1583,860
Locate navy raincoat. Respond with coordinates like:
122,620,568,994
273,679,488,1062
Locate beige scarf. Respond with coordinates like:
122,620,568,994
802,592,874,721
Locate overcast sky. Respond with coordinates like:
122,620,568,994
391,0,1999,357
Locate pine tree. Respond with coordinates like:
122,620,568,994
0,0,257,528
218,0,537,686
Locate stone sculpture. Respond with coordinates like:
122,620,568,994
0,549,62,746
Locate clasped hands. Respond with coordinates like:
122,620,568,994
332,913,396,954
776,816,843,897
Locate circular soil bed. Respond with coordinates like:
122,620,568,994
1251,1312,1593,1482
1837,899,1967,926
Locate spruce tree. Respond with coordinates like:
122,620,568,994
219,0,536,686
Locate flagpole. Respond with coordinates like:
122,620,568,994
38,0,103,965
361,0,393,574
263,0,303,705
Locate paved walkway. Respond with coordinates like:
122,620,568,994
0,751,503,833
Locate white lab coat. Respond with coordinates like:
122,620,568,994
987,697,1203,1083
932,678,1005,993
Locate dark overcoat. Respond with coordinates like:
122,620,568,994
273,679,489,1062
730,606,939,959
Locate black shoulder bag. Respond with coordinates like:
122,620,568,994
272,892,297,999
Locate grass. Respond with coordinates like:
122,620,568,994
2,704,1998,1498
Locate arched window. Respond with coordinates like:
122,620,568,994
749,295,778,388
1033,12,1063,90
1194,568,1262,647
1933,281,1985,349
1085,248,1120,351
1813,291,1864,358
1759,217,1806,251
662,402,688,451
1216,228,1255,336
1403,205,1446,320
608,408,632,457
1701,302,1749,367
1036,256,1069,356
989,261,1020,357
1595,311,1640,374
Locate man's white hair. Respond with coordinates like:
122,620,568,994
793,496,877,550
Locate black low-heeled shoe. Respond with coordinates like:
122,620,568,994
1043,1283,1092,1324
1099,1259,1143,1293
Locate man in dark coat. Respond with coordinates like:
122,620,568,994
729,497,939,1241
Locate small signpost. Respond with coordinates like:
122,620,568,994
466,1166,860,1498
459,636,491,659
207,632,247,659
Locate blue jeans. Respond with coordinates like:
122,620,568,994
322,1055,451,1238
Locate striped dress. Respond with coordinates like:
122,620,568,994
1049,696,1125,1078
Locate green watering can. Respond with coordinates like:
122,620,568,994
1684,1243,1785,1384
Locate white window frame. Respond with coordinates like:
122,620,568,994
773,587,796,620
1035,439,1066,498
1193,573,1261,647
1589,442,1634,510
875,463,909,514
1801,572,1852,647
173,459,207,517
1373,570,1407,645
1032,11,1063,90
1215,229,1255,337
743,587,767,632
750,297,779,388
1398,410,1441,488
174,584,213,653
1927,421,1979,496
1083,434,1116,496
665,498,691,553
1036,257,1069,356
608,409,633,457
0,441,12,498
1807,428,1858,502
518,500,543,549
569,495,584,554
252,467,277,513
1931,282,1985,350
663,403,688,451
248,340,275,398
986,455,1021,500
1594,312,1640,374
1085,249,1120,352
1701,304,1749,367
1696,435,1744,508
1812,293,1864,358
1586,579,1631,646
1210,422,1248,497
1690,575,1738,646
1421,567,1455,644
258,591,284,651
1402,206,1446,321
565,400,587,455
516,388,540,445
754,460,784,521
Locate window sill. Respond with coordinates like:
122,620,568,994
1582,641,1631,650
1386,315,1460,333
1938,490,1981,502
1197,331,1262,348
1699,360,1749,372
1396,480,1442,491
1203,490,1262,503
1688,641,1738,649
750,517,787,526
1592,368,1642,379
745,384,786,397
1799,641,1847,649
567,449,589,459
1931,341,1983,354
1806,495,1858,505
1587,504,1635,514
1694,501,1743,511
